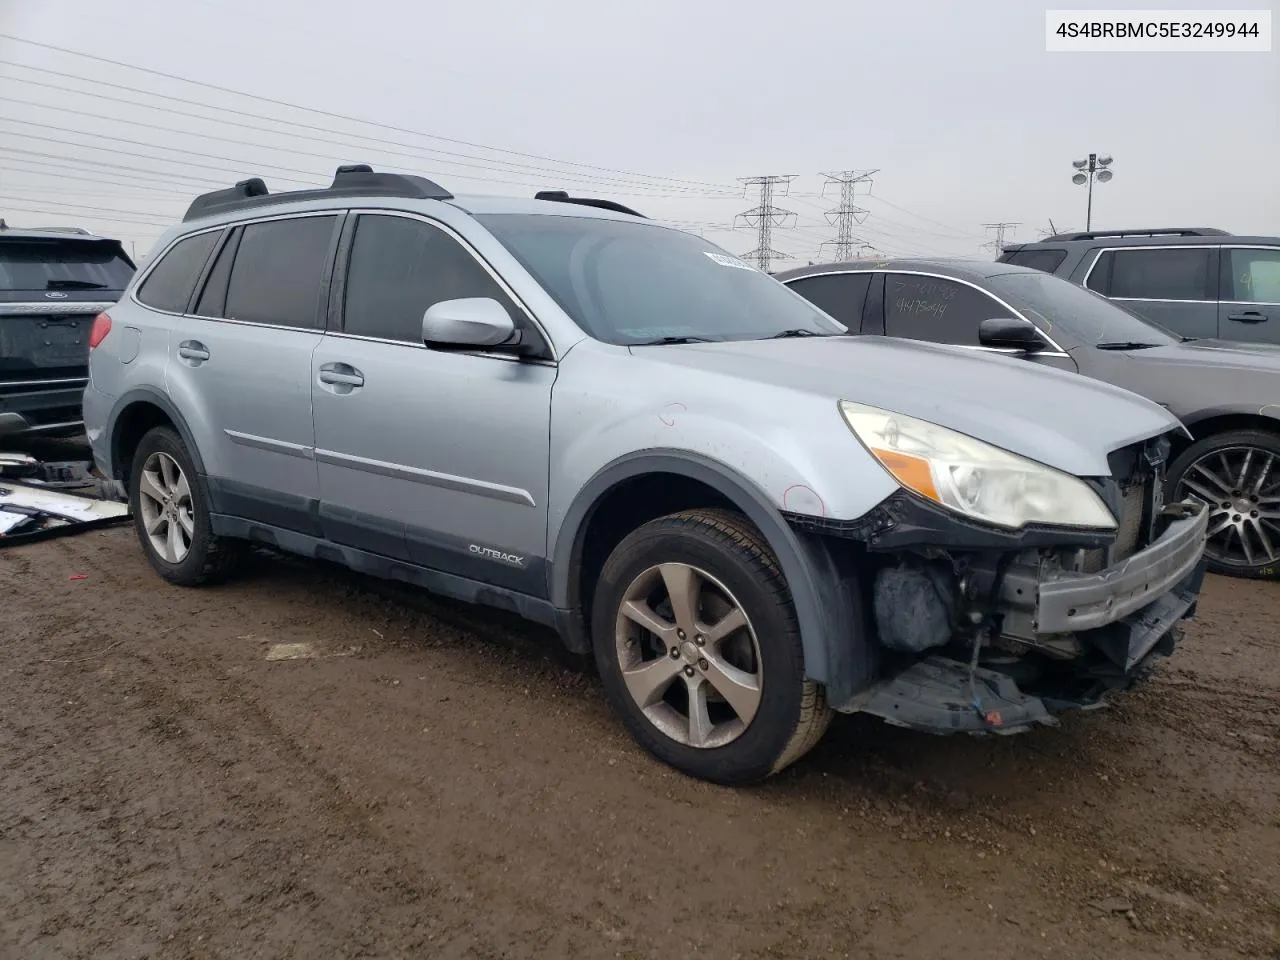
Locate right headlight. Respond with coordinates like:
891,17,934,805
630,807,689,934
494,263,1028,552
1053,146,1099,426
838,400,1117,531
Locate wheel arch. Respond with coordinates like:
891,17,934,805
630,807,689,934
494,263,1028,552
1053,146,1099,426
1172,407,1280,459
550,450,873,703
107,387,208,482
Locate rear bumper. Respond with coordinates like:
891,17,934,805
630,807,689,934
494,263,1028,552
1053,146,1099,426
0,379,87,436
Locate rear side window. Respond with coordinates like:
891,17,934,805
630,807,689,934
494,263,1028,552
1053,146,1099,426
1088,248,1213,301
1224,248,1280,303
341,213,534,345
1002,249,1067,273
223,216,339,328
0,238,135,293
136,231,220,313
784,273,870,330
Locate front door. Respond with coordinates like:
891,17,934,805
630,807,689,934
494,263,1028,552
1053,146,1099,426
879,272,1078,373
1218,246,1280,345
310,211,556,596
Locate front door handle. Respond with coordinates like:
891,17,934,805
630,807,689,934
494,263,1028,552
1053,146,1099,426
1227,311,1268,324
318,362,364,388
177,340,210,362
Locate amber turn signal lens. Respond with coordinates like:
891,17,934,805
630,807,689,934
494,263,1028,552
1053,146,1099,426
868,447,941,503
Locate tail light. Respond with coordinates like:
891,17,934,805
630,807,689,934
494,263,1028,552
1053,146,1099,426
88,312,112,349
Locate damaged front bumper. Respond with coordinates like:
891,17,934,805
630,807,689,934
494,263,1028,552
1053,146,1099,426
840,500,1210,735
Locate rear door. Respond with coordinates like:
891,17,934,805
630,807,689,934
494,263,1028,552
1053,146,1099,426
1083,246,1219,339
168,213,339,532
0,234,135,431
1218,246,1280,344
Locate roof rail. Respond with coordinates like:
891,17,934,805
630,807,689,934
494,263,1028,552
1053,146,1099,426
534,190,646,218
182,164,453,222
1045,227,1229,241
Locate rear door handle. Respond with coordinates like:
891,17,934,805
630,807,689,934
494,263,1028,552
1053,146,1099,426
1227,311,1268,324
318,362,364,388
177,340,210,362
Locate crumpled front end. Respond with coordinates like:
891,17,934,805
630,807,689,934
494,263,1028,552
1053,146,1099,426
787,431,1210,735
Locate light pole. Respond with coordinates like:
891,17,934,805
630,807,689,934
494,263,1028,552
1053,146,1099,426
1071,153,1113,231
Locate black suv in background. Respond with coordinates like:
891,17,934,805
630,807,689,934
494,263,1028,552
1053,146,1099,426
998,228,1280,345
0,223,136,437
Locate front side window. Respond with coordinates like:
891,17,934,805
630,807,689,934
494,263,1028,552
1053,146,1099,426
137,230,220,313
476,214,844,344
341,214,534,345
223,215,339,328
1225,248,1280,304
1089,247,1214,301
883,273,1005,346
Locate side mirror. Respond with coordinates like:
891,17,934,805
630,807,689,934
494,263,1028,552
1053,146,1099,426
422,297,519,350
978,316,1045,352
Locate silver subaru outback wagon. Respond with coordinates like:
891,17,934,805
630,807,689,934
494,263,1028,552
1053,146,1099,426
82,165,1209,784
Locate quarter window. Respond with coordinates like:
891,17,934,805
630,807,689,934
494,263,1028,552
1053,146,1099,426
1001,249,1067,273
136,231,220,313
342,214,533,346
1088,248,1213,301
223,216,339,328
1225,248,1280,303
784,273,870,330
883,273,1009,346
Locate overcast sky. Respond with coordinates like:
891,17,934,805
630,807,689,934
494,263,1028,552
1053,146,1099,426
1,0,1276,265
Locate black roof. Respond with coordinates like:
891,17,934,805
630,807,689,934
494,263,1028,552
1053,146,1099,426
774,257,1039,284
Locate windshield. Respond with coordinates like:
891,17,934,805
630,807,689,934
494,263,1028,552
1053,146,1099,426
0,238,134,293
476,214,846,344
986,271,1181,347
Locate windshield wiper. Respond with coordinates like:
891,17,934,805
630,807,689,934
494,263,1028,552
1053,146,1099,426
767,328,827,339
631,335,718,346
1096,341,1162,351
46,279,108,290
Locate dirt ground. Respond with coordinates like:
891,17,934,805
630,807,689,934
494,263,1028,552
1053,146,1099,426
2,518,1278,959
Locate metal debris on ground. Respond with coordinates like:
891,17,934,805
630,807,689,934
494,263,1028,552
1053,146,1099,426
0,453,130,547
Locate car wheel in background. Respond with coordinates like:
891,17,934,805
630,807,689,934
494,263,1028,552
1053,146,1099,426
1167,428,1280,580
128,425,246,586
590,508,831,784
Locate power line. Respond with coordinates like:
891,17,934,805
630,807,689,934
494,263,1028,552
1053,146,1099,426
981,222,1019,258
735,176,797,273
0,68,741,197
818,169,875,261
0,34,732,192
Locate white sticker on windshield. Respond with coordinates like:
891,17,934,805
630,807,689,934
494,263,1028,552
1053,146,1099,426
704,252,757,271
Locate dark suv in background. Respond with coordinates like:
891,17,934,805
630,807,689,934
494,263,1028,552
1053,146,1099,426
0,222,136,438
998,227,1280,344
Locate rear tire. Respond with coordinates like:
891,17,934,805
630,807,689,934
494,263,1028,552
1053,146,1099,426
128,426,245,586
1167,428,1280,580
590,508,830,785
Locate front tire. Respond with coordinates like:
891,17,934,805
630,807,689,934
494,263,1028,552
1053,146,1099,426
1167,428,1280,580
128,426,245,585
590,508,831,785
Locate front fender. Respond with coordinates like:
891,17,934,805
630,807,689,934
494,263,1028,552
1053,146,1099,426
550,450,878,706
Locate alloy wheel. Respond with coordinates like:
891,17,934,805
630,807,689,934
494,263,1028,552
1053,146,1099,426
1174,445,1280,569
137,451,195,564
613,562,763,749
